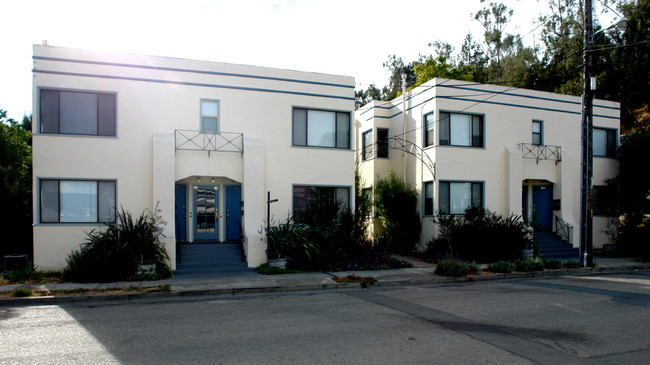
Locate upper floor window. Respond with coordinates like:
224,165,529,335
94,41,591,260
40,179,116,223
377,128,389,158
201,100,219,131
439,181,483,215
439,112,483,147
292,108,350,149
532,120,542,145
40,90,116,136
424,113,435,147
362,130,373,160
594,128,616,157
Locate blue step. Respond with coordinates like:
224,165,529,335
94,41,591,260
534,232,579,260
174,243,257,279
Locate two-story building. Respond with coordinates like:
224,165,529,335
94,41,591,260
32,44,355,270
356,78,619,253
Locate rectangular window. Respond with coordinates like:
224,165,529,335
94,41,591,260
424,113,435,147
40,179,116,223
201,100,219,131
594,128,617,157
377,128,389,158
292,185,350,223
292,108,350,149
439,112,483,147
424,181,434,216
532,120,542,145
40,90,116,136
593,185,617,216
439,181,483,215
362,130,373,160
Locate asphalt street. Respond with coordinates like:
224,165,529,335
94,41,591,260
1,271,648,364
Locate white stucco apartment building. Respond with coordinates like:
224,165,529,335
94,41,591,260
32,44,355,270
356,78,619,251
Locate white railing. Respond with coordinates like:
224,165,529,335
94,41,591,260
175,130,243,154
518,143,562,165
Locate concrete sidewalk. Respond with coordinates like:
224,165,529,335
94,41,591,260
1,256,648,306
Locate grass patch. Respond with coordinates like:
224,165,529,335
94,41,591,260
257,263,302,275
10,288,34,297
435,257,479,277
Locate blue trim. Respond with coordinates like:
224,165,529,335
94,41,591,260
33,55,355,89
32,69,356,101
440,83,620,111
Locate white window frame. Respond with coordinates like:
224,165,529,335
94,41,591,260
200,99,220,132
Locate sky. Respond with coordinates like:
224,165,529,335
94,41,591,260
0,0,617,121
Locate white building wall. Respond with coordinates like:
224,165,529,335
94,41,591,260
32,45,354,270
356,78,620,251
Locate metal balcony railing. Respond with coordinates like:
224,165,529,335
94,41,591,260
175,130,243,154
518,143,562,165
552,214,573,244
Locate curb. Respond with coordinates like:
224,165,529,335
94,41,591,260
1,264,648,307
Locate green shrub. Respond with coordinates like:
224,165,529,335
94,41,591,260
10,288,34,297
256,263,302,275
64,206,172,283
514,258,545,272
562,260,582,269
374,171,421,255
543,259,563,269
487,260,516,273
431,207,533,263
435,256,479,277
6,262,38,282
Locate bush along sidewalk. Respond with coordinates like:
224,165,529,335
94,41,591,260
436,257,591,277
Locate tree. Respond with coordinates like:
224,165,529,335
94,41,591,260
382,55,418,100
0,110,33,259
473,0,519,81
355,84,382,109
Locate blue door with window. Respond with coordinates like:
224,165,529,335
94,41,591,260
194,185,219,241
532,184,553,230
225,185,242,241
175,184,187,242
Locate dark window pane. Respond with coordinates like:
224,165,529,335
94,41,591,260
472,115,483,147
98,94,116,136
471,183,483,208
292,109,307,146
40,180,59,223
98,181,116,223
606,129,616,157
377,128,389,158
336,112,350,149
439,112,450,145
40,90,60,134
439,182,450,214
424,182,433,216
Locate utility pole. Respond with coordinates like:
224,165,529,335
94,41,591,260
402,74,407,181
580,0,594,267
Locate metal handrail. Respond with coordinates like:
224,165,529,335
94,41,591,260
552,214,573,244
175,130,243,154
518,143,562,165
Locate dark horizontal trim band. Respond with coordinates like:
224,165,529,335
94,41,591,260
365,94,619,121
32,69,356,101
33,55,355,89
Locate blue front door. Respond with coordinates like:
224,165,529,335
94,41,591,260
225,185,242,241
532,184,553,230
194,185,219,241
175,184,187,242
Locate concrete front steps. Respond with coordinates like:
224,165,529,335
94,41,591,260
174,242,258,279
534,231,579,260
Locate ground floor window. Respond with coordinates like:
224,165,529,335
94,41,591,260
292,185,350,223
40,179,116,223
593,185,617,216
439,181,483,215
424,181,434,216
